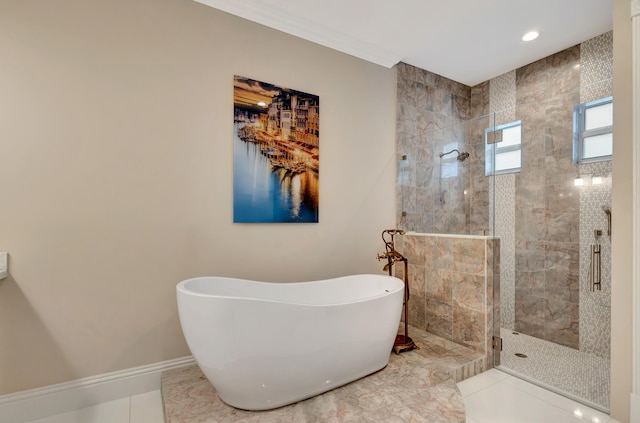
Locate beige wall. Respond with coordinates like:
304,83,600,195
611,0,633,421
0,0,397,394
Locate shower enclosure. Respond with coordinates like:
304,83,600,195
396,31,613,412
397,113,494,236
489,93,612,412
399,111,612,412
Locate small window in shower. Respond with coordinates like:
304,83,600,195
440,142,460,178
573,97,613,163
485,120,522,175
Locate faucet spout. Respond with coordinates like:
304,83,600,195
376,229,408,276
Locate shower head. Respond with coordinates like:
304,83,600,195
457,152,470,162
602,206,611,215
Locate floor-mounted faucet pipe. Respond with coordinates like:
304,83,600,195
376,229,417,354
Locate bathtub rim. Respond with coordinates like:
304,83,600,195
176,274,404,307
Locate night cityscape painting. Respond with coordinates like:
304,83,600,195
233,75,319,223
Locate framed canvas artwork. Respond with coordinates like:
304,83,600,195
233,75,319,223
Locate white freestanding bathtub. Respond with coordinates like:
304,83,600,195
176,274,404,410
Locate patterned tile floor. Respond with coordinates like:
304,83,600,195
498,328,610,411
160,326,483,423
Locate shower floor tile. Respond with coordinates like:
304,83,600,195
498,328,610,411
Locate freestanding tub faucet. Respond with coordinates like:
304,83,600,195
377,229,418,354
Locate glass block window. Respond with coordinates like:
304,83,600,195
485,120,522,175
573,97,613,163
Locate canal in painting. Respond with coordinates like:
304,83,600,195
233,123,319,222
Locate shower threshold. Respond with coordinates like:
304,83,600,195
496,328,610,413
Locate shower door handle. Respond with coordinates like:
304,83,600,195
590,244,601,291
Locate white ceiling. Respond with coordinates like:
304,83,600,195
194,0,613,87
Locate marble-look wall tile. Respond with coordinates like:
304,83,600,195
516,57,551,104
515,292,545,322
408,263,426,295
452,273,485,313
427,268,453,303
515,269,545,298
545,213,579,243
403,235,426,264
470,81,489,117
397,34,611,358
544,242,579,304
450,238,485,275
544,298,579,348
399,234,498,358
508,44,582,348
396,62,476,235
425,297,453,340
432,237,454,270
515,240,546,271
453,305,485,351
515,319,544,339
408,292,426,333
547,45,580,98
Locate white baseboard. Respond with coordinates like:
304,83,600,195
0,356,195,423
631,392,640,423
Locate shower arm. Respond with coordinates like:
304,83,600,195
439,149,461,159
439,149,469,161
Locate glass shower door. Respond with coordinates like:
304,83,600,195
491,80,613,413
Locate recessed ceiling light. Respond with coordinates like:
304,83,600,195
257,101,267,107
522,31,540,42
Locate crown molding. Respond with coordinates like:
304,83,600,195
193,0,402,68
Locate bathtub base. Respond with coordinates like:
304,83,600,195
393,334,418,354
